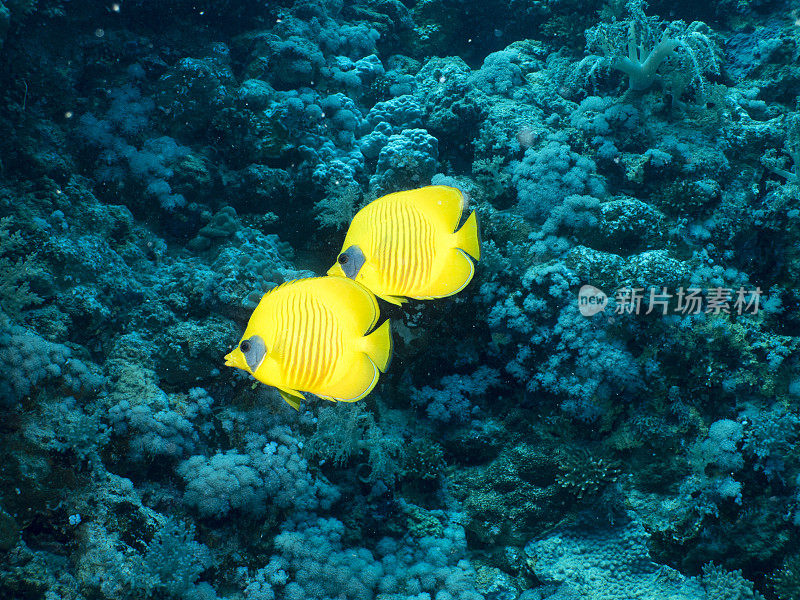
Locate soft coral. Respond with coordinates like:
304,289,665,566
579,0,719,103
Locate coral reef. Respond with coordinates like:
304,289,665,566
1,0,799,598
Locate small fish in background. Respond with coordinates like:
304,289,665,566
327,185,481,305
224,277,392,409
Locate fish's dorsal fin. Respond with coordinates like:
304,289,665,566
317,276,381,333
397,185,466,232
262,279,298,298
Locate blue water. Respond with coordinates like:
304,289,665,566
1,0,799,598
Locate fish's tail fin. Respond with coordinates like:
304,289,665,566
361,319,393,372
454,211,480,261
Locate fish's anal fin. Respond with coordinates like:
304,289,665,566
425,248,476,299
326,353,381,402
277,386,304,410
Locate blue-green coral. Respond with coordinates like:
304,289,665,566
1,0,800,598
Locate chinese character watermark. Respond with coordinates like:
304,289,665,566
578,285,762,316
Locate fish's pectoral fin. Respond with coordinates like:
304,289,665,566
276,386,305,410
269,330,288,364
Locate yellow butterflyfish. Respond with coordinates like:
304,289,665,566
327,185,480,305
224,277,392,409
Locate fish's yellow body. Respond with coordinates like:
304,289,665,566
327,185,480,305
224,277,392,409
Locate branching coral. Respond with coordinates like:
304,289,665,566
769,553,800,600
0,217,43,321
556,448,622,501
579,0,719,102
